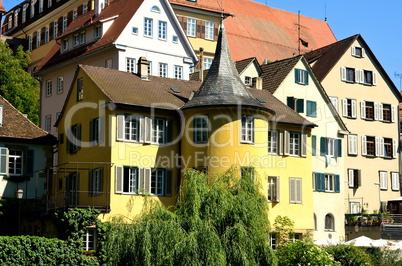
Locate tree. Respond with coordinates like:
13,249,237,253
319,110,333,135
104,168,277,265
0,41,39,124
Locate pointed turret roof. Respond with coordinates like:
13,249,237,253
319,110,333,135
182,22,271,112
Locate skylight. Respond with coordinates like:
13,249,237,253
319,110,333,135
170,88,180,93
256,98,266,103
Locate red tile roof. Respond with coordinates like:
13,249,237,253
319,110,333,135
172,0,337,62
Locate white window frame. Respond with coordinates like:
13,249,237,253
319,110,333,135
53,20,58,38
28,35,33,51
187,17,196,37
36,30,41,47
348,169,360,188
46,80,52,96
48,0,52,8
325,174,334,192
241,115,254,144
379,171,388,190
8,149,23,176
94,25,101,39
30,2,35,18
289,177,302,204
22,4,28,24
82,228,97,251
348,134,358,155
124,115,140,142
205,21,214,40
83,3,88,14
159,63,168,78
44,26,49,43
268,130,278,154
89,167,103,196
194,116,208,143
39,0,44,13
295,68,308,85
144,18,153,37
391,172,400,191
151,118,166,144
342,98,357,118
45,115,51,132
203,57,213,70
158,20,167,40
289,132,300,156
324,214,335,231
126,58,136,73
72,8,78,20
174,65,183,80
62,15,68,33
57,76,63,93
268,176,279,202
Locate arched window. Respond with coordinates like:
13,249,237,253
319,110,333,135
151,6,160,13
325,213,334,231
314,214,317,231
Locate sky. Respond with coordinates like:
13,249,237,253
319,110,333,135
2,0,401,90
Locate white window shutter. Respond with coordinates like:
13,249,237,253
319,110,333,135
375,137,380,157
351,46,356,56
341,67,346,81
348,135,353,155
374,103,379,120
279,131,284,155
392,172,400,191
362,48,366,58
284,131,290,156
0,105,3,127
348,169,354,188
360,101,366,119
379,104,384,121
99,116,105,145
393,139,397,158
353,135,358,155
355,69,360,83
296,179,302,203
301,133,307,157
360,69,364,83
139,116,145,143
342,99,348,117
144,168,151,193
391,105,396,123
373,72,377,85
379,138,384,157
116,114,125,141
351,99,357,118
144,117,152,144
138,167,145,194
115,166,123,193
361,136,367,156
0,147,8,175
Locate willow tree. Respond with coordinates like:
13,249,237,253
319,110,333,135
0,41,39,124
104,169,277,265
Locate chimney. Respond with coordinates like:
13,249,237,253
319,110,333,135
94,0,104,17
199,47,204,82
137,57,149,80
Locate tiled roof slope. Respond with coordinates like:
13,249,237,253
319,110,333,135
304,35,358,82
182,24,268,111
0,96,56,143
260,55,301,94
171,0,337,62
36,0,144,72
77,65,312,127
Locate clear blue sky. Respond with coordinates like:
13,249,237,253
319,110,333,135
3,0,401,90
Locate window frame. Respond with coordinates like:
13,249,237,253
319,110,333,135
144,17,153,38
158,20,167,40
89,167,103,196
289,132,300,156
8,149,23,176
193,115,209,143
205,21,214,40
57,76,64,94
126,58,136,73
348,169,360,188
46,79,52,96
289,177,302,204
268,176,279,202
151,118,167,145
174,65,183,80
76,78,83,101
187,17,196,37
268,130,278,154
45,115,52,132
295,68,309,85
159,63,168,77
241,115,254,144
324,213,335,231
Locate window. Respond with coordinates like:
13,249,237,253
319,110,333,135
57,76,63,93
245,76,252,86
381,103,394,122
118,114,140,142
203,57,213,70
89,167,103,196
151,6,160,13
53,20,58,38
348,134,358,155
345,67,355,82
194,116,208,143
115,166,172,196
361,101,376,120
72,8,77,20
329,96,338,112
187,18,196,37
325,214,334,231
382,138,393,158
295,68,309,85
314,173,340,193
8,149,23,176
48,0,52,8
174,65,183,79
39,0,43,13
205,21,214,40
320,137,341,157
148,61,152,75
126,58,136,73
94,25,101,38
363,70,373,85
45,115,52,132
132,27,138,35
44,26,49,43
105,59,112,69
62,15,67,33
341,67,377,85
350,201,361,214
268,130,278,154
241,115,254,144
36,30,41,47
391,172,400,191
241,167,254,180
14,10,19,28
73,34,79,47
22,4,28,24
30,2,35,18
348,169,360,188
28,35,33,51
379,171,388,190
83,3,88,14
352,46,365,58
8,15,12,30
159,63,167,77
312,135,317,155
152,118,166,144
46,80,52,96
67,124,81,153
172,35,178,43
342,98,356,118
268,176,279,202
76,78,83,101
158,21,167,40
79,31,86,44
306,100,317,117
61,38,68,51
289,177,302,203
82,228,96,251
89,117,104,146
144,18,153,37
289,132,300,156
286,97,304,113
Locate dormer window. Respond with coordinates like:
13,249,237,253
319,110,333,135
8,15,12,30
30,1,35,18
22,4,28,24
94,25,101,39
62,38,69,51
151,6,160,13
14,10,20,28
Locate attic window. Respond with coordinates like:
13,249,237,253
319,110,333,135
151,6,160,13
256,98,266,103
170,88,180,93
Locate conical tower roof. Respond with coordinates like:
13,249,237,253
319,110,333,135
0,0,5,14
182,22,270,112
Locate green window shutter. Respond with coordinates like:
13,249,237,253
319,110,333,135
314,173,320,191
312,135,316,156
334,174,340,193
320,137,327,156
88,169,93,195
89,119,94,144
99,116,105,145
165,169,172,196
166,119,173,144
26,149,34,177
287,97,295,109
320,173,326,191
296,99,304,113
335,139,342,157
306,101,316,116
0,147,8,175
295,69,300,83
305,70,309,85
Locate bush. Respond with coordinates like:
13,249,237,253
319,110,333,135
0,235,89,265
275,239,338,266
324,244,372,265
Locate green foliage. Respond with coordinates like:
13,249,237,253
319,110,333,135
0,235,85,265
276,239,338,266
0,41,39,124
365,247,402,266
273,215,295,246
104,169,277,265
324,244,372,265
